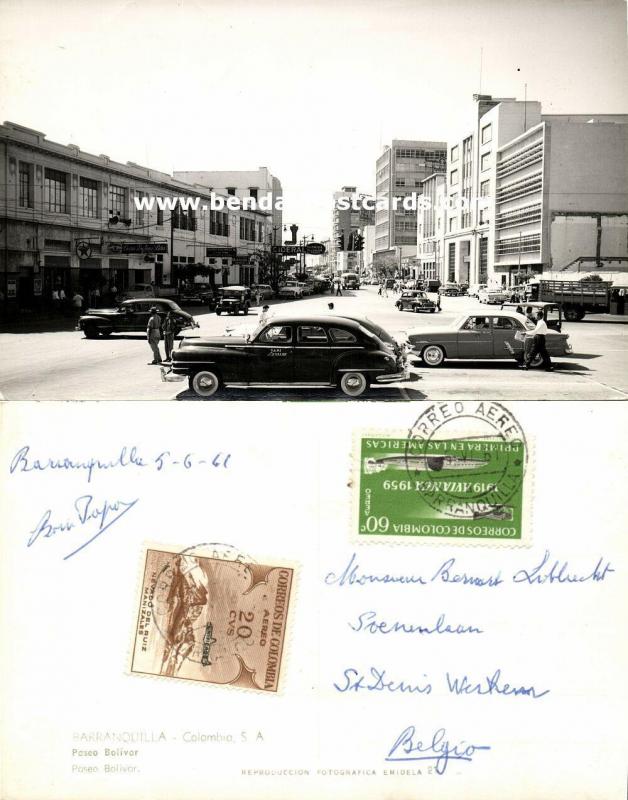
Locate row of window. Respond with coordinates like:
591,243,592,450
494,233,541,255
395,148,447,161
496,140,543,179
496,171,543,204
495,203,542,231
239,217,264,242
260,325,359,345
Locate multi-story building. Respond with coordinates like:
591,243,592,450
0,122,272,310
443,95,541,288
330,186,374,273
174,167,283,249
374,139,446,276
493,114,628,281
440,96,628,287
417,172,446,281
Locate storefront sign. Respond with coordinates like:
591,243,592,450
107,242,168,255
33,278,43,296
206,247,237,258
304,242,326,255
272,245,301,255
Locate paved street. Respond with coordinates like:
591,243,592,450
1,286,626,400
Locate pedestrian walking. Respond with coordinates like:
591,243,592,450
335,279,342,296
255,289,262,306
147,306,163,364
521,312,554,371
259,304,271,326
51,288,60,313
382,283,388,298
378,282,383,296
163,310,176,361
72,291,84,320
436,293,442,312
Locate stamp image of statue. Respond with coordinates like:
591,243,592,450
131,549,294,692
355,403,529,543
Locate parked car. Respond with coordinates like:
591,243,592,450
78,298,198,339
161,315,409,398
122,283,179,300
439,283,462,297
178,285,215,306
406,310,572,367
251,284,274,300
278,281,305,299
478,286,510,304
215,286,252,316
468,283,488,298
395,290,437,313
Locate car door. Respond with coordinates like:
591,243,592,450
293,325,331,382
133,300,152,333
247,324,294,383
491,316,522,358
456,315,494,358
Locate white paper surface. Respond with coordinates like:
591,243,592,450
0,400,626,800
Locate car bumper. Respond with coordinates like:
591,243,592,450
374,369,410,384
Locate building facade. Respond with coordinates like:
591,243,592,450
0,123,272,310
438,97,628,287
374,139,446,275
174,168,283,250
493,114,628,281
417,172,446,281
330,186,374,274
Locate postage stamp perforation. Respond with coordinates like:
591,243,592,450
126,542,300,697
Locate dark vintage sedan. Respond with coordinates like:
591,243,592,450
395,290,437,313
161,314,409,397
78,298,198,339
407,311,572,367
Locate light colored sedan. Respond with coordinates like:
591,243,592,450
251,284,274,299
407,311,572,367
278,282,305,298
478,286,510,304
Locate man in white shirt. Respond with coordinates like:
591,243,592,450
258,304,271,327
522,312,554,371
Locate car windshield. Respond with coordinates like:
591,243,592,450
222,290,243,298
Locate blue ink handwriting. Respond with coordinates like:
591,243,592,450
513,550,614,585
27,495,139,560
349,611,483,636
386,726,491,774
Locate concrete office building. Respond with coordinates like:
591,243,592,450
443,95,540,288
417,172,446,281
330,186,374,273
374,139,446,275
441,96,628,287
493,114,628,281
0,122,271,310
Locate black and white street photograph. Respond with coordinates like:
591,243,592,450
1,0,626,401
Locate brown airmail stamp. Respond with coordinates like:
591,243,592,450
131,548,294,692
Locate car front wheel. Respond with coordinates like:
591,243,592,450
339,372,368,397
84,326,99,339
190,370,221,397
422,344,445,366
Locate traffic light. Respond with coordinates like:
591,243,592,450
336,232,345,251
354,233,364,251
347,231,355,251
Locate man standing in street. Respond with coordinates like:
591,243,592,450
521,311,554,371
72,291,84,321
259,304,271,326
147,306,162,364
162,310,176,362
335,279,342,296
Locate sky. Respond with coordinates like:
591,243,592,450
1,0,627,241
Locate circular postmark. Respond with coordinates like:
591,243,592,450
148,542,256,668
405,401,527,521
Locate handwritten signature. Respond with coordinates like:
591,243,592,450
387,726,490,774
9,445,231,484
27,495,139,560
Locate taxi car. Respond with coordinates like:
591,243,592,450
406,310,571,367
161,315,408,397
78,298,197,339
395,290,437,313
